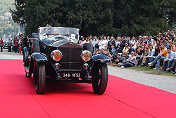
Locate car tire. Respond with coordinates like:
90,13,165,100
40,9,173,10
34,64,46,94
23,52,29,66
92,63,108,95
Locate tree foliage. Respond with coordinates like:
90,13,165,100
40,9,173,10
0,0,20,37
12,0,176,36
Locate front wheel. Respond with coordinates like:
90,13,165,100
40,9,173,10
92,63,108,95
34,64,46,94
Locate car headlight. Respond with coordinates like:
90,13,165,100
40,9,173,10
51,50,62,61
81,50,92,62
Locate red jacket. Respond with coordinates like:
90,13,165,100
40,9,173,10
0,40,3,45
15,40,18,46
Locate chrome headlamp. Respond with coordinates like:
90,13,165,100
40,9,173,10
51,50,62,61
81,50,92,62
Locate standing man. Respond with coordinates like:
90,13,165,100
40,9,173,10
107,37,113,52
8,38,12,52
0,38,3,52
92,36,98,52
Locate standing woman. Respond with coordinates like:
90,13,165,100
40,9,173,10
8,38,12,52
14,38,18,53
79,36,86,47
19,41,22,54
0,38,3,52
98,37,104,49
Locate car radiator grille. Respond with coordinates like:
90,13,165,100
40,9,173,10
58,47,83,70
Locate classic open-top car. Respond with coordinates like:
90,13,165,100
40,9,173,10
23,26,110,95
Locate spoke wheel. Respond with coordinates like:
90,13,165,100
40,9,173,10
92,63,108,95
34,64,46,94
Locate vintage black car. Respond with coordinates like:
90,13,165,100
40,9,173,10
23,27,110,95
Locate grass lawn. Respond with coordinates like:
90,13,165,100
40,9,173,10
129,66,176,77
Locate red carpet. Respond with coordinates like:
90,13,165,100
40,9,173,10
0,59,176,118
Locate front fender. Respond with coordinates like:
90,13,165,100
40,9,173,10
91,54,111,63
23,47,29,56
31,52,48,64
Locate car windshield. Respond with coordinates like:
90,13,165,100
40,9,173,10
39,27,79,40
42,36,79,46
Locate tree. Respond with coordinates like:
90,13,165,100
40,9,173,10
12,0,114,36
0,0,20,37
11,0,26,25
113,0,175,36
12,0,176,36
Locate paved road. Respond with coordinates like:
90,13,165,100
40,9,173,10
109,66,176,94
0,49,22,60
0,50,175,94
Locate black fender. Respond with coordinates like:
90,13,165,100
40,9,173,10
23,47,29,66
31,52,48,64
89,54,111,71
23,47,29,57
28,53,48,76
91,54,111,63
88,54,110,79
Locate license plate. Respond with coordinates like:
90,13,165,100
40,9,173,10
62,73,80,78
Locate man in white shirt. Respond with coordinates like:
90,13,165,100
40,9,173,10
163,47,175,71
92,36,98,47
99,36,108,49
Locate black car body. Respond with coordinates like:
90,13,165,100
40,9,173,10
23,27,110,94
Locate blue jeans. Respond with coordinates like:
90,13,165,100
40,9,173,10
163,59,174,70
122,62,134,67
152,56,166,69
148,57,154,63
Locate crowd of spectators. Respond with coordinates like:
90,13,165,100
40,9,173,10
79,30,176,75
1,30,176,75
0,34,23,54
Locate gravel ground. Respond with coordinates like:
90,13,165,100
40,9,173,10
108,66,176,94
0,50,176,94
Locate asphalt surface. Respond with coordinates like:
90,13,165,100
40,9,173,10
108,66,176,94
0,49,175,94
0,49,22,60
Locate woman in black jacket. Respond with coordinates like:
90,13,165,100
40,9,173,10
153,45,160,56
